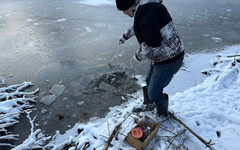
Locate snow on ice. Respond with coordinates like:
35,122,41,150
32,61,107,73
85,27,93,33
77,0,114,6
0,76,6,85
56,18,67,22
32,18,67,26
26,19,33,22
1,45,238,150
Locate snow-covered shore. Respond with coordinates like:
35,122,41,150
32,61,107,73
2,45,239,150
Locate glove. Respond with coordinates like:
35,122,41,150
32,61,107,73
134,54,141,62
118,34,127,45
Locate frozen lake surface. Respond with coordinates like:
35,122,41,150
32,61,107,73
0,0,240,146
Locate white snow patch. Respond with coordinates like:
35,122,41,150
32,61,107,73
33,22,39,26
95,23,113,28
77,101,84,106
56,18,66,22
77,0,114,6
32,18,66,26
26,19,33,22
202,33,210,37
0,76,6,85
85,27,92,32
118,53,123,57
211,37,222,42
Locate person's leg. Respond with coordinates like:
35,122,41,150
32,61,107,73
133,63,155,112
148,64,170,105
148,64,173,117
145,63,153,87
143,63,154,104
148,57,184,116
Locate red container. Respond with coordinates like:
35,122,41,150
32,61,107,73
131,127,144,139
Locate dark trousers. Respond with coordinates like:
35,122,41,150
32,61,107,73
146,56,184,105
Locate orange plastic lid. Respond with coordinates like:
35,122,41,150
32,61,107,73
131,127,143,139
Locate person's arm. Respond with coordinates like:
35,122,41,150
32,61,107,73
119,26,135,45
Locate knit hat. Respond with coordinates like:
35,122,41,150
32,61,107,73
116,0,135,11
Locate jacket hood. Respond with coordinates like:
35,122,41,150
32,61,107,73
132,0,163,16
136,0,163,6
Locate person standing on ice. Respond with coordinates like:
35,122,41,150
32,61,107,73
115,0,184,117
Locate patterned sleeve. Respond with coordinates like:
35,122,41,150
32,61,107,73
135,42,155,61
123,26,135,40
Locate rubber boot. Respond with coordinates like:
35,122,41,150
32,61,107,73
133,86,155,112
156,93,169,117
142,86,153,104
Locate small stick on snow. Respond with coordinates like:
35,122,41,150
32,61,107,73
102,113,132,150
107,121,110,136
217,54,240,58
167,129,186,149
169,112,216,150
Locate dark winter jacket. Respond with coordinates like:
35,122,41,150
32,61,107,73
123,0,184,64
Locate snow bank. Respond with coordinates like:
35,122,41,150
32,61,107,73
171,46,240,150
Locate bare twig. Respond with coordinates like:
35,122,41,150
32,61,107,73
0,143,16,147
108,63,113,68
170,140,188,150
233,50,240,66
96,143,105,150
99,135,108,139
168,135,178,149
117,132,127,137
0,112,20,120
159,126,177,136
107,122,110,136
102,113,132,150
217,54,240,58
0,134,19,140
167,129,186,149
